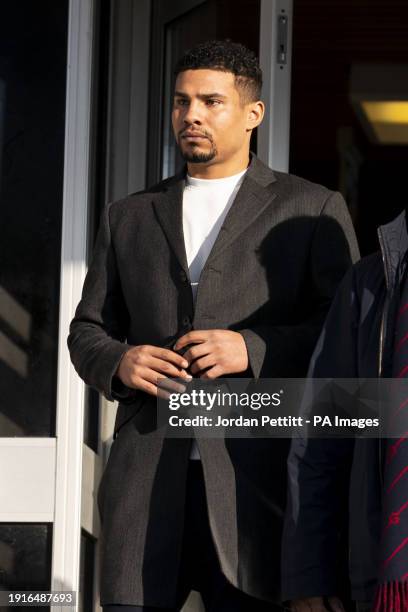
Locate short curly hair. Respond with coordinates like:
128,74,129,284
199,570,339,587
174,39,262,103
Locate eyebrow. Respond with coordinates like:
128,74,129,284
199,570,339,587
174,91,228,100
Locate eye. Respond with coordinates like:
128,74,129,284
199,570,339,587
206,99,221,106
175,98,189,106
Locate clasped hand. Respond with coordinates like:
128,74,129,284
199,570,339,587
116,329,249,397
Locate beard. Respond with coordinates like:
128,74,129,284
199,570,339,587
178,131,218,163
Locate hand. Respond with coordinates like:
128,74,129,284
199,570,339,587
116,345,192,397
174,330,249,378
290,597,345,612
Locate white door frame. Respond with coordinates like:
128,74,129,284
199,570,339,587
53,0,95,607
258,0,293,172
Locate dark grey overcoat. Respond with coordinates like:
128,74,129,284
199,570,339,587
67,153,359,606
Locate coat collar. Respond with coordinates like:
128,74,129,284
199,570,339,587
378,209,408,290
152,152,278,276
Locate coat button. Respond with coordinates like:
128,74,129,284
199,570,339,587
182,315,191,326
179,270,188,283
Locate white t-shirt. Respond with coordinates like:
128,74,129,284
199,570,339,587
182,167,248,458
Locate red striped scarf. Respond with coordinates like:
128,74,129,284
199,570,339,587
374,293,408,611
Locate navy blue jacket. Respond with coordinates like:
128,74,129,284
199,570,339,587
282,210,408,602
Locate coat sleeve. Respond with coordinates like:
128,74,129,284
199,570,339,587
239,191,360,378
67,202,138,403
281,265,360,601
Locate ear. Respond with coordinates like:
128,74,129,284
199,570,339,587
246,101,265,131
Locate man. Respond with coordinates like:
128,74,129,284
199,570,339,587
282,209,408,612
68,40,359,611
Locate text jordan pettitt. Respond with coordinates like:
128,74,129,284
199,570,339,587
169,415,304,427
168,415,380,429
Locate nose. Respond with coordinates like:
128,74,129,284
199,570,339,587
182,100,202,126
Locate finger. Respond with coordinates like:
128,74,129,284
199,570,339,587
138,377,171,399
189,354,217,375
133,368,186,394
157,387,171,400
145,373,187,395
148,346,189,369
327,597,346,612
199,365,223,380
145,356,192,379
132,376,180,399
156,377,188,394
183,343,211,364
174,331,208,350
133,378,160,397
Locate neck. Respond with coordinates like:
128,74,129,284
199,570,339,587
186,150,250,179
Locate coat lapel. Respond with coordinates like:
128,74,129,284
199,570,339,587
151,153,278,275
205,175,277,263
203,154,278,263
152,173,190,276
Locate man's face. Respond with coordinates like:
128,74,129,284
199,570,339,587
172,69,254,165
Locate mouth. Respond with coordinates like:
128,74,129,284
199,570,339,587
181,132,208,140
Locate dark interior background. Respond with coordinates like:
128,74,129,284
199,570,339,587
290,0,408,256
0,1,68,436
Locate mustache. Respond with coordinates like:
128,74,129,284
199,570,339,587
179,128,213,141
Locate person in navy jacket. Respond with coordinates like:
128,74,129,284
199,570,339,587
283,208,408,611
